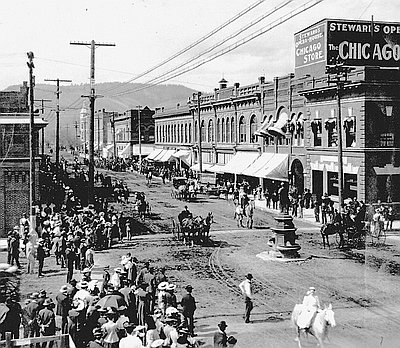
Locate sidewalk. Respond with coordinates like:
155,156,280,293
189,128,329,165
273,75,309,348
253,198,400,231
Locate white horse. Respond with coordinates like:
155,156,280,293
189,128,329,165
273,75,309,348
291,303,336,348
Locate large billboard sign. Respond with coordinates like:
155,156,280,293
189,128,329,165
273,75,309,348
295,23,326,70
295,19,400,77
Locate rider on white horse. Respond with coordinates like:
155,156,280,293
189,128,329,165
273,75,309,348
297,286,321,329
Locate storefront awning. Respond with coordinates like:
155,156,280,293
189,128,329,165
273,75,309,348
219,151,259,175
253,154,288,181
131,144,154,156
241,152,275,176
207,163,226,174
190,163,212,172
156,149,176,162
172,149,191,165
146,148,163,161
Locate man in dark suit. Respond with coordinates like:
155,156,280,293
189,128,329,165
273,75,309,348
56,285,71,334
213,321,228,347
180,285,196,336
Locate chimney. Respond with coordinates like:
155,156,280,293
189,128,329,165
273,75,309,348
258,76,265,84
162,107,164,112
214,88,219,100
176,103,180,109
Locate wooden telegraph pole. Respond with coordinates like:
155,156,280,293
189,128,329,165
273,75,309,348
44,78,71,172
34,98,51,156
70,40,115,206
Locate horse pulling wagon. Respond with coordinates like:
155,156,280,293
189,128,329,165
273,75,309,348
172,213,214,246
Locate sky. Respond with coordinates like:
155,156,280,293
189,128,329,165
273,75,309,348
1,0,399,96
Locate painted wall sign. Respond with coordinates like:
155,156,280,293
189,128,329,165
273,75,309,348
295,19,400,77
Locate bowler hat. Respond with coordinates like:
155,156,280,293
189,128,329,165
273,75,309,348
218,320,227,328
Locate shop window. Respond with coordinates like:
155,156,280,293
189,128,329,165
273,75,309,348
380,133,394,147
311,120,322,146
239,116,246,143
344,173,357,199
377,175,400,202
344,116,356,147
325,119,337,147
327,171,339,197
250,115,258,143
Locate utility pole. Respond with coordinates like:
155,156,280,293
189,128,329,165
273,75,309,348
70,40,115,206
195,92,202,174
136,105,142,172
34,98,51,156
111,112,117,158
27,51,36,232
97,113,100,156
44,78,72,172
326,62,354,214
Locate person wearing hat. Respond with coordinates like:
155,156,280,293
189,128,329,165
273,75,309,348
37,298,56,338
81,267,92,282
101,307,120,348
297,287,321,330
65,242,77,283
321,193,332,224
163,317,179,348
9,230,21,269
239,273,254,323
180,285,196,336
157,282,168,315
213,321,228,348
135,283,150,326
56,285,72,334
74,280,91,306
119,322,143,348
164,284,177,309
88,327,104,348
178,206,193,226
37,290,48,312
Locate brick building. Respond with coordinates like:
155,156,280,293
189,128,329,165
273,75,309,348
0,83,47,237
152,18,400,209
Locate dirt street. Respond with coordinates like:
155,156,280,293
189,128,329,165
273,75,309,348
6,167,400,348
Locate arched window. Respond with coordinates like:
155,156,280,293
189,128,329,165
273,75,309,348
225,118,230,142
221,119,225,143
189,123,192,143
239,116,246,143
216,119,221,142
250,115,258,143
185,124,188,143
194,121,198,142
231,117,235,143
208,119,213,143
201,120,206,142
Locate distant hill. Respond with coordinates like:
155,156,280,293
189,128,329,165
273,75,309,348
4,82,197,146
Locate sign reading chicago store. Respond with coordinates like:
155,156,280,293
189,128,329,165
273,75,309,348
294,18,400,77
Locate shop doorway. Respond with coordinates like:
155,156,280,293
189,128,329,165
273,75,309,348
312,170,323,199
290,159,304,194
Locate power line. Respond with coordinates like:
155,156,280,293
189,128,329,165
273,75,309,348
99,0,268,95
109,0,294,98
111,0,324,98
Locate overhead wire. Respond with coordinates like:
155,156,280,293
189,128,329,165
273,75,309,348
108,0,294,98
98,0,268,95
110,0,324,97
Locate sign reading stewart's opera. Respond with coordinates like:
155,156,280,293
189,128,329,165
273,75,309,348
295,19,400,77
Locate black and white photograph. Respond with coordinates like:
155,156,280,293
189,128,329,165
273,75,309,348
0,1,399,347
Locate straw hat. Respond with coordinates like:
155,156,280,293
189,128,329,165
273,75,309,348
157,281,168,291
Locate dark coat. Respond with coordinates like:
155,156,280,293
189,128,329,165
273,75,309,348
180,293,196,316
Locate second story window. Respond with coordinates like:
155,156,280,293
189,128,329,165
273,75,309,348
311,120,322,147
250,115,257,143
239,116,246,143
201,120,206,142
344,116,356,147
208,119,214,143
325,119,337,147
